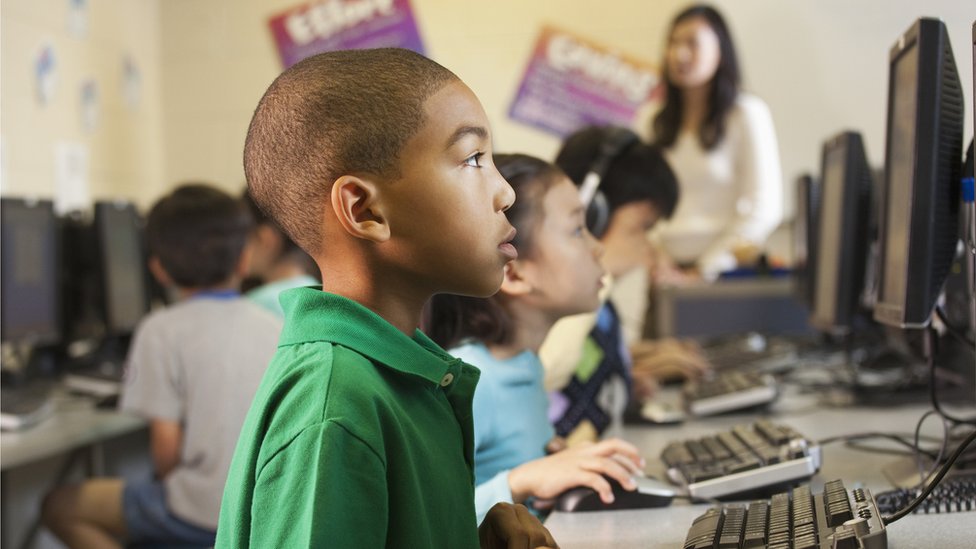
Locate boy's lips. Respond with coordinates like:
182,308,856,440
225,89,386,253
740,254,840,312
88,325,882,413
498,227,518,260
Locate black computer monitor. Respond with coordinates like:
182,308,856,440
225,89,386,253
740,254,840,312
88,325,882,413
1,198,61,348
93,201,151,336
792,174,820,311
810,131,873,334
874,18,964,329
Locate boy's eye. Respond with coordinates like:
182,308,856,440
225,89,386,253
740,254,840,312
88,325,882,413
464,152,485,168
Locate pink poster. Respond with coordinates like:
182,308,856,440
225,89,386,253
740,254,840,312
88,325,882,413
509,26,662,137
269,0,425,68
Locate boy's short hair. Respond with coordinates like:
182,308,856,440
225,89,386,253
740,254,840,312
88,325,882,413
244,48,459,256
555,125,680,219
147,183,253,288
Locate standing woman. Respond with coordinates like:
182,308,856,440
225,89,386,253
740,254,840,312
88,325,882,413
636,4,783,281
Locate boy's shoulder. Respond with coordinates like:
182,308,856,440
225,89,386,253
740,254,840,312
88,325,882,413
137,296,281,339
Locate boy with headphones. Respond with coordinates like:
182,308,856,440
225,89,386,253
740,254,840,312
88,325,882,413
542,125,707,443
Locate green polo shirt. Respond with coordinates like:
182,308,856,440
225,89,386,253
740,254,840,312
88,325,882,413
215,288,481,548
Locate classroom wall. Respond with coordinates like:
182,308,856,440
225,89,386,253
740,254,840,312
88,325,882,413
2,0,974,223
1,0,165,210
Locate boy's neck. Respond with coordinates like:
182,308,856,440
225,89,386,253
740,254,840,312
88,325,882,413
320,276,424,337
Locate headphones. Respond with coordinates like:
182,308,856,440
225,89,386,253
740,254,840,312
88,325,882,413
577,127,640,238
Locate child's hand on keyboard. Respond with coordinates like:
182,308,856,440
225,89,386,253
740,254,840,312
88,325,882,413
507,438,645,507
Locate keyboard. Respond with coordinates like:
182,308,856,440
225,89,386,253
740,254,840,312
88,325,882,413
700,333,799,372
0,381,55,431
683,479,887,549
875,473,976,515
63,361,124,397
684,371,779,416
661,420,822,500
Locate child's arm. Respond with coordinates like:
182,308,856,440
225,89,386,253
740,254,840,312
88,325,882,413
149,418,182,478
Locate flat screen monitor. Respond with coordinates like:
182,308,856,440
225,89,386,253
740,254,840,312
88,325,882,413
810,131,872,334
94,201,150,335
874,17,964,329
1,198,61,346
792,174,820,311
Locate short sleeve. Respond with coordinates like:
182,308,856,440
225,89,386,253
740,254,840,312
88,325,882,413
119,316,183,420
251,421,388,548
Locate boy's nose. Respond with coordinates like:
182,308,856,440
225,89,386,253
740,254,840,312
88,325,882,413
496,175,516,213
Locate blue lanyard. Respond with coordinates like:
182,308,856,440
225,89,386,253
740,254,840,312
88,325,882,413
190,289,240,301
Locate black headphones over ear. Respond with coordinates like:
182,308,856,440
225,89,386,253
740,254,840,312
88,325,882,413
577,127,640,238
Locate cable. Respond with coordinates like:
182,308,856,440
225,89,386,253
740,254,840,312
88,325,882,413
882,427,976,524
912,410,950,490
818,431,944,459
935,306,976,347
925,327,976,426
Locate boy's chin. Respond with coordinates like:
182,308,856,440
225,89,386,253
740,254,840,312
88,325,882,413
448,275,505,299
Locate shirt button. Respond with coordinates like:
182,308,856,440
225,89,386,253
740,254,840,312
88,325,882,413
440,373,454,387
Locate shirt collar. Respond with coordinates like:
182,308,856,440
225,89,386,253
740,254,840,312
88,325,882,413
278,287,465,387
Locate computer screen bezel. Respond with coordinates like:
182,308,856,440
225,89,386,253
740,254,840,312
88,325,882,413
873,17,964,329
93,200,151,336
792,173,819,312
0,198,62,346
809,131,872,334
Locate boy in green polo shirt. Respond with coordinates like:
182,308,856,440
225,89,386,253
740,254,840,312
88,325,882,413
215,49,557,548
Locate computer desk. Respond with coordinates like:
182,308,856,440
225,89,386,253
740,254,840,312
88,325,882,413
544,383,976,548
1,386,147,548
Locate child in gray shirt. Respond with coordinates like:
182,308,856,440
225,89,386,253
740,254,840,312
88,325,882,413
42,184,281,548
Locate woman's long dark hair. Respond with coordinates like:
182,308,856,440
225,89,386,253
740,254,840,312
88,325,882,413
423,154,565,350
651,4,741,151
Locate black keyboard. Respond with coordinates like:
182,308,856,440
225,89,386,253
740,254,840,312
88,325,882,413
661,420,821,499
684,479,887,549
700,333,799,372
684,371,779,416
875,474,976,515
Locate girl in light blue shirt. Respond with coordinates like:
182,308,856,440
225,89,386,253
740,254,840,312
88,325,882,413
426,154,645,524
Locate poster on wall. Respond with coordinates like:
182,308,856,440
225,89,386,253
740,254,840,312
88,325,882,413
35,43,58,106
508,26,662,138
268,0,425,68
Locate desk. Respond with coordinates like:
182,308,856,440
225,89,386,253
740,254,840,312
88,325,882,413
544,386,976,548
1,388,148,549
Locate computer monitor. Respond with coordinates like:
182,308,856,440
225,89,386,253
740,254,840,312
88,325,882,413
810,131,872,334
874,17,964,329
792,174,820,311
1,198,61,348
93,201,150,336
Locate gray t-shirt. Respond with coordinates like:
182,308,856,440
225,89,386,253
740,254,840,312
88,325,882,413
120,296,282,530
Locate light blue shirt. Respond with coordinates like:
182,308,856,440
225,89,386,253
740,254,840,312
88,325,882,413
449,342,555,525
245,275,319,318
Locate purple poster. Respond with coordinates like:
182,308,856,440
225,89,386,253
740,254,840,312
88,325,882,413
509,26,663,137
268,0,425,68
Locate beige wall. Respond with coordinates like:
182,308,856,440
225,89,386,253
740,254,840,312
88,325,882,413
2,0,974,215
1,0,165,209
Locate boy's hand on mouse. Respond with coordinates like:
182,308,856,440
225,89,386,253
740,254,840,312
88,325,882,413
507,438,644,504
479,502,559,549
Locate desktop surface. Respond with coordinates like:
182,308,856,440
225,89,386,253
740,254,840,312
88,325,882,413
544,384,976,548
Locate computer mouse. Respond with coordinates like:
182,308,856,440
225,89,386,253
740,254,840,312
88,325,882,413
554,475,677,512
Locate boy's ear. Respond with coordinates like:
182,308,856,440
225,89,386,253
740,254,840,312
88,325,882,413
234,243,253,280
148,256,173,288
330,175,390,243
498,261,533,297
